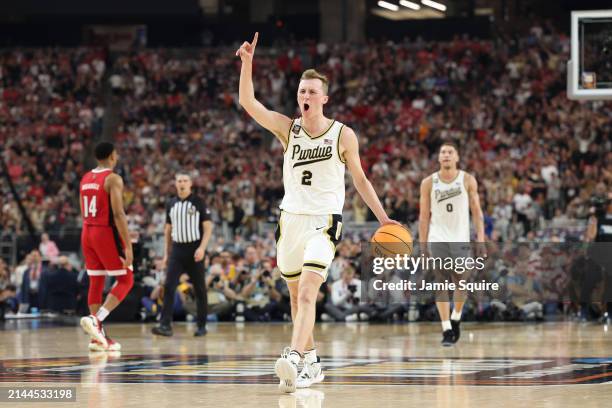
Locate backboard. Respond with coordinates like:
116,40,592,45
568,10,612,100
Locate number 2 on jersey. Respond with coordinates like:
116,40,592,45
301,170,312,186
83,196,98,217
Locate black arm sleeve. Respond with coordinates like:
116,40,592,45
199,198,212,222
165,199,173,225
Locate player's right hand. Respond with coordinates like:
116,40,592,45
235,32,258,63
419,242,431,258
161,255,168,268
121,247,133,269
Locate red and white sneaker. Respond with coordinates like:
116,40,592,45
104,337,121,352
80,315,108,348
89,337,121,352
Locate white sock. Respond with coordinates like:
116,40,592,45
451,309,462,321
288,350,302,366
441,320,452,331
304,349,317,365
96,307,110,322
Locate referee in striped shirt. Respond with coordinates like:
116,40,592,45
152,173,213,337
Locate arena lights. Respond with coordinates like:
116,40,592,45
399,0,421,10
378,1,399,11
421,0,447,12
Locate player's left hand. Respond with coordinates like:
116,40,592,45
475,241,488,259
194,247,205,262
380,217,402,227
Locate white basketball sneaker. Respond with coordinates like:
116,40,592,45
275,347,299,393
89,337,121,352
80,315,108,349
296,357,324,388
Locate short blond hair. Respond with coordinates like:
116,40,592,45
300,69,329,95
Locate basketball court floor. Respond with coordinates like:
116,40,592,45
0,321,611,407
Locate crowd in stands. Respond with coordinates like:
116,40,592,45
103,27,610,244
1,25,611,322
0,48,107,235
0,246,82,318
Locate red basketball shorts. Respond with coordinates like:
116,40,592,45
81,224,130,276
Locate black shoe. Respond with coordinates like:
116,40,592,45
151,325,173,337
451,320,460,343
194,326,207,337
441,330,454,347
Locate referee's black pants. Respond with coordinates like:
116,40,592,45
161,243,208,328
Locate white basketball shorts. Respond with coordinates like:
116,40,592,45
427,242,473,275
275,211,342,281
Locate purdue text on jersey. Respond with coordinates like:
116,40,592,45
280,118,346,215
428,171,470,242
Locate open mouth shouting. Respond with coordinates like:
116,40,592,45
304,103,310,112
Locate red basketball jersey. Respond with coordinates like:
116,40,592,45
80,168,114,226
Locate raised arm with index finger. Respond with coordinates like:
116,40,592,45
236,32,293,150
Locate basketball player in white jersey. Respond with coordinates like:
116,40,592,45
419,142,485,346
236,33,400,392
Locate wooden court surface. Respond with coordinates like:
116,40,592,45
0,321,611,407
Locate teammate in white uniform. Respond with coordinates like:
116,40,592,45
418,143,486,346
236,33,399,392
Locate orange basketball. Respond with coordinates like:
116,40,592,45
370,224,413,257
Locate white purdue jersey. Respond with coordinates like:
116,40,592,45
428,170,470,242
280,118,345,215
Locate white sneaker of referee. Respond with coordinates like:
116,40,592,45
296,349,324,388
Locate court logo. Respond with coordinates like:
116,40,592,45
0,355,610,386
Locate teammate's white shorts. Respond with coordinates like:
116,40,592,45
276,211,342,282
427,242,473,275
